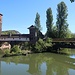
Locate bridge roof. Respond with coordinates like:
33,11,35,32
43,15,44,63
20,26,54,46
0,34,30,38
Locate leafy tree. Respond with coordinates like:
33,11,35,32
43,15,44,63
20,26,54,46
46,8,54,38
34,12,44,39
35,39,44,52
35,38,52,52
65,29,72,38
35,12,41,31
52,26,58,38
56,1,68,38
71,33,75,38
70,0,75,2
44,38,52,49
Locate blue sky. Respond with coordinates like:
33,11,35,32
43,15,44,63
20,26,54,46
0,0,75,34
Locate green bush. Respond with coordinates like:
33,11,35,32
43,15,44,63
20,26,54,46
35,39,44,52
45,38,52,47
4,49,10,54
4,49,10,56
20,42,31,50
11,45,21,54
35,38,52,52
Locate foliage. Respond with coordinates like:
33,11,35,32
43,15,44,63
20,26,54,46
60,48,71,54
20,42,31,50
4,49,10,56
35,39,45,52
71,33,75,38
34,12,44,39
11,45,21,54
4,49,10,54
70,0,75,2
51,26,58,38
35,12,41,31
35,38,52,52
56,1,68,38
3,45,32,57
44,38,52,49
65,28,72,38
46,8,54,38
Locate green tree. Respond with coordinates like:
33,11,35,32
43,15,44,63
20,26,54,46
35,38,52,52
35,12,41,31
70,0,75,2
46,8,54,38
45,38,52,49
71,33,75,38
34,12,43,39
52,26,58,38
35,39,45,52
56,1,68,38
65,29,72,38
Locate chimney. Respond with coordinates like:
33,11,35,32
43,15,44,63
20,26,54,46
0,13,3,36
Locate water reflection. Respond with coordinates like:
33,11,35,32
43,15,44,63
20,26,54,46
70,55,75,59
1,61,30,75
69,49,75,59
0,51,75,75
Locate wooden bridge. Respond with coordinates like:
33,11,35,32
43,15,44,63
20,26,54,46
0,37,30,49
53,38,75,43
0,37,75,42
0,37,75,48
52,38,75,49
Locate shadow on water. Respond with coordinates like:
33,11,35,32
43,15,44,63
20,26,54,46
0,49,75,75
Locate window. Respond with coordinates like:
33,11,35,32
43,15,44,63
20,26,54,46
35,32,37,37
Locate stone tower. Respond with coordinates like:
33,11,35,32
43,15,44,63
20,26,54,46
28,25,37,43
0,13,3,35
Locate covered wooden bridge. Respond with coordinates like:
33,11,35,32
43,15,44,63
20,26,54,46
53,38,75,43
52,38,75,49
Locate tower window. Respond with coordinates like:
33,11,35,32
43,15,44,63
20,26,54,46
35,32,37,37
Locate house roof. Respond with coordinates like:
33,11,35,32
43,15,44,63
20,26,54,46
28,25,36,29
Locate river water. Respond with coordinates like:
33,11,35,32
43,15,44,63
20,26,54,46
0,49,75,75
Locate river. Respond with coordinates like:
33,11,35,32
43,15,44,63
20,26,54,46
0,48,75,75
